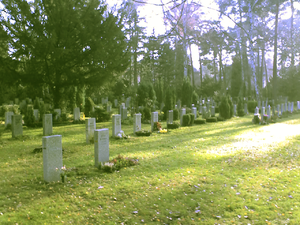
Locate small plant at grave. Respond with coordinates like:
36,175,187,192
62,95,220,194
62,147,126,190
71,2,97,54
261,114,269,124
121,118,133,125
98,155,138,173
56,166,67,183
153,122,161,131
135,130,151,136
188,113,195,125
206,117,217,122
167,122,180,129
173,109,179,120
182,114,191,126
252,114,260,124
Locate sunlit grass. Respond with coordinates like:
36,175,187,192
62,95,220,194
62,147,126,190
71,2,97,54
1,113,300,224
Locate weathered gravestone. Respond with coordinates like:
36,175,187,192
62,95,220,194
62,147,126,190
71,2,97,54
233,104,237,116
12,114,23,138
42,135,63,182
202,106,207,119
255,107,259,115
122,107,127,120
151,112,159,132
133,113,142,134
5,111,14,128
43,114,53,136
298,101,300,110
33,109,39,122
168,110,173,124
112,115,121,137
267,106,271,118
86,118,96,144
94,128,109,167
180,108,186,126
244,103,248,115
192,107,197,119
119,105,123,117
54,109,61,121
73,107,80,121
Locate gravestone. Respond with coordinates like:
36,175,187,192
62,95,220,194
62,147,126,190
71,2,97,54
107,105,111,113
119,105,124,117
151,112,159,132
202,106,207,119
267,105,271,118
288,102,291,112
12,115,23,138
180,108,186,126
33,109,39,122
277,105,280,117
261,107,265,121
133,113,142,134
255,107,259,115
298,101,300,110
244,103,248,115
122,107,127,120
112,115,121,137
233,104,237,116
86,118,96,144
258,100,261,109
284,103,287,112
125,98,130,108
94,129,109,167
5,111,14,128
291,102,294,113
73,107,80,121
211,106,215,117
43,114,53,136
54,109,61,120
192,107,197,119
42,135,63,182
168,110,173,124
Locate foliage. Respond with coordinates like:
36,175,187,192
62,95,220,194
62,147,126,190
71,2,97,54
247,101,258,114
98,155,138,173
84,97,95,117
24,105,35,127
90,106,110,122
182,114,191,126
219,96,230,119
163,87,174,120
192,90,199,105
137,82,156,108
1,0,129,108
153,122,161,131
228,96,234,118
181,77,193,107
206,117,218,122
142,107,151,121
173,109,179,120
217,116,225,121
194,118,206,124
33,97,40,110
237,97,245,117
230,57,242,98
188,113,195,125
135,130,151,136
167,122,180,129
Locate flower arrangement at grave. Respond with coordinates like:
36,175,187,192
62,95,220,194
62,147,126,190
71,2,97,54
158,128,168,133
252,113,260,124
116,130,129,139
98,155,138,173
153,122,161,131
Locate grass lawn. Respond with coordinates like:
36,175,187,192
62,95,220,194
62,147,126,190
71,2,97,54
1,113,300,224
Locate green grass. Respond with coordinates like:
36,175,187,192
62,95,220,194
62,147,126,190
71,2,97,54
1,113,300,224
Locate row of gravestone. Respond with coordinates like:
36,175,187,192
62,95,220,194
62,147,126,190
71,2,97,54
254,101,300,117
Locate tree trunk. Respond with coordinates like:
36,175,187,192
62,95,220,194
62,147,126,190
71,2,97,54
273,1,279,102
213,50,217,83
291,0,295,66
188,43,195,87
133,11,138,86
198,46,203,89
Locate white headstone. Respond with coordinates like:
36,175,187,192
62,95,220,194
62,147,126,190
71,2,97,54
73,107,80,121
192,107,197,119
180,108,186,126
12,114,23,138
291,102,294,113
112,115,121,137
94,128,109,167
255,107,259,115
168,110,173,124
42,135,63,182
133,113,142,134
43,114,53,136
54,109,61,120
267,105,271,118
297,101,300,110
86,118,96,144
151,112,159,132
5,111,14,128
33,109,39,122
233,104,237,116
